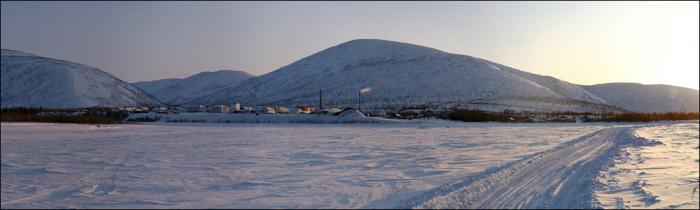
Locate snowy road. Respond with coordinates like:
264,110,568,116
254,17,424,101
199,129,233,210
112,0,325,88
404,126,643,209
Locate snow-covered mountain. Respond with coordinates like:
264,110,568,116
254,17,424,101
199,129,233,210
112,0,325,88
133,70,254,105
190,39,619,113
1,49,163,108
581,83,699,113
132,78,182,96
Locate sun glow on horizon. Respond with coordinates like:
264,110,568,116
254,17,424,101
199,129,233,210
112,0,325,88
482,2,699,90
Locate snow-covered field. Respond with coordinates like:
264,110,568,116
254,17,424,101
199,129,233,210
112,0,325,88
594,123,699,209
1,121,697,208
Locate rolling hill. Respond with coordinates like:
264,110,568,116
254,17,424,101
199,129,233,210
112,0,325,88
1,49,163,108
190,39,618,113
133,70,254,105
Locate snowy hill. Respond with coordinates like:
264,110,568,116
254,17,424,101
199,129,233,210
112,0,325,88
191,39,619,113
581,83,699,113
132,78,182,96
1,49,163,108
133,70,254,105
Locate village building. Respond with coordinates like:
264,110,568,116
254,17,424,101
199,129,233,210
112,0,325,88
184,105,207,113
325,107,343,114
241,106,253,112
210,105,230,113
155,107,169,114
265,106,276,114
275,107,290,114
295,106,315,114
231,101,241,113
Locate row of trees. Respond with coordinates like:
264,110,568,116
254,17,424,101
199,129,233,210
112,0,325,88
1,107,128,124
446,109,699,123
590,112,700,122
447,109,532,122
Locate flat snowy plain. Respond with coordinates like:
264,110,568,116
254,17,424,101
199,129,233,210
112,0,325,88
1,120,698,208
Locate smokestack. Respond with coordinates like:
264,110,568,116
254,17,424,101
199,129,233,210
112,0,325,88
359,87,370,113
319,89,323,111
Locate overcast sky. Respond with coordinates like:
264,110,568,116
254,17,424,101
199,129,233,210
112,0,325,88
1,1,698,89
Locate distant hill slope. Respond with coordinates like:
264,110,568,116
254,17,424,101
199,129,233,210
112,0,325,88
133,70,254,105
190,39,618,113
1,49,163,108
581,83,699,113
132,78,182,96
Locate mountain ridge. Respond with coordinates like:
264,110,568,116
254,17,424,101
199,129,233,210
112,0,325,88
188,39,618,113
580,83,699,113
1,49,164,108
133,70,254,105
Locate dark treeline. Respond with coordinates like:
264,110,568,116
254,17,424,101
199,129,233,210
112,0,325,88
447,109,699,123
1,107,128,124
447,109,532,122
591,112,699,122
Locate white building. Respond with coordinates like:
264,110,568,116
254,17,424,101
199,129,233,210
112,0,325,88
265,106,276,114
325,107,343,114
231,102,241,113
184,105,207,113
275,107,289,114
155,107,169,113
210,105,230,113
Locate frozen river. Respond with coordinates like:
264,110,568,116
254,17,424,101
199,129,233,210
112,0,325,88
1,121,696,208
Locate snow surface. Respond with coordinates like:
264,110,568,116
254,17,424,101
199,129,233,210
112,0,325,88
1,49,163,108
133,70,254,105
581,83,699,113
404,125,643,208
190,39,617,113
593,122,699,209
2,122,613,208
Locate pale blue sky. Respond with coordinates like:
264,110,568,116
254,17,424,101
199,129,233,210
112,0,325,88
1,1,698,89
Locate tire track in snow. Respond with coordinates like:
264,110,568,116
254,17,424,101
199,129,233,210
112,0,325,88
1,153,128,207
401,126,644,209
81,153,127,196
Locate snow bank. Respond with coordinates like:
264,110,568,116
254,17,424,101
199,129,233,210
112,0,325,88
593,123,699,209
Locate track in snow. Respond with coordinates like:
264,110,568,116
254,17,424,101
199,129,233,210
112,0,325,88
1,153,129,207
401,126,644,209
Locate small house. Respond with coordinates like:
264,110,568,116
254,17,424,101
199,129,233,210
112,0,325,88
296,106,315,114
325,108,343,114
184,105,207,113
155,107,169,114
275,107,290,114
210,105,230,113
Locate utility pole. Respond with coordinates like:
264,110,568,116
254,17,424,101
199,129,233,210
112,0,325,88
358,90,361,112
